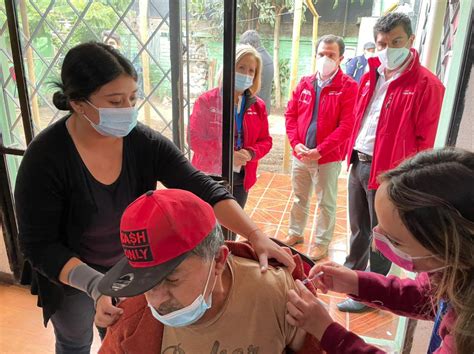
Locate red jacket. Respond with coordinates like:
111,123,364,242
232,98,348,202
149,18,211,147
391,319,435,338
346,49,445,189
99,241,323,354
285,69,358,164
321,271,456,353
188,88,272,191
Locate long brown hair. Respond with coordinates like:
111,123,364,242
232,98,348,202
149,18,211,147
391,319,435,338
380,148,474,353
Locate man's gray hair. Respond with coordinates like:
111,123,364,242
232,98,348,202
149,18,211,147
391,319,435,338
192,223,225,260
240,30,262,49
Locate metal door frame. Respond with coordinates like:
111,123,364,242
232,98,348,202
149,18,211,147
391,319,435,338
446,3,473,146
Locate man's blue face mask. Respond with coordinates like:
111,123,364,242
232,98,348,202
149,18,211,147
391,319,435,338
84,100,138,138
147,259,216,328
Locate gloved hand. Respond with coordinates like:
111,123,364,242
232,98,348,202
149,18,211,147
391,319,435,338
67,263,104,302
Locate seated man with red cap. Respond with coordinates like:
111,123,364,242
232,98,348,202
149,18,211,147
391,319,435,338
98,189,321,353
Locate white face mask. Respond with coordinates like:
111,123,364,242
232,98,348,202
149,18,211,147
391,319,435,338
364,51,375,59
377,47,410,70
317,56,337,77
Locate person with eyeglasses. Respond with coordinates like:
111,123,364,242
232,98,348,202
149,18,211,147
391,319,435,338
340,12,446,313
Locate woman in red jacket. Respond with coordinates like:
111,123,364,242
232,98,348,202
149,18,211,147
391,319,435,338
287,148,474,353
188,44,272,208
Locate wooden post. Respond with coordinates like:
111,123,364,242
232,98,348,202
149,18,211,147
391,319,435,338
139,0,151,125
305,0,320,74
421,0,447,72
18,0,40,129
208,59,217,89
282,0,304,173
273,7,284,109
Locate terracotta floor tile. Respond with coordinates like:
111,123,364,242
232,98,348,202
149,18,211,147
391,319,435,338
318,294,349,326
336,209,348,219
337,195,348,203
256,197,290,211
279,212,291,226
251,209,284,224
334,222,348,234
335,217,348,226
348,310,399,340
252,222,279,238
262,188,292,199
269,178,293,190
244,196,260,210
269,173,292,183
255,172,273,183
0,285,101,353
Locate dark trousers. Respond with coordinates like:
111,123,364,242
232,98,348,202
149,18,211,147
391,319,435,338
344,156,391,275
233,170,248,209
50,289,106,354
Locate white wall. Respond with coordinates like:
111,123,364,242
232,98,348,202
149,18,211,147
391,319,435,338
456,71,474,151
356,17,379,55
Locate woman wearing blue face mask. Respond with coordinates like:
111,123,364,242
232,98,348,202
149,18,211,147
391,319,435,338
14,42,293,353
188,44,272,208
286,147,474,353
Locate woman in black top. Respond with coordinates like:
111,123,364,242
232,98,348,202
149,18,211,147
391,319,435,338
14,42,293,353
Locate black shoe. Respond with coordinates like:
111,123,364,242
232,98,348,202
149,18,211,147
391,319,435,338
337,298,369,313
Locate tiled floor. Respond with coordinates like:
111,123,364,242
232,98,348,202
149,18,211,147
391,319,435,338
0,282,101,353
244,172,400,344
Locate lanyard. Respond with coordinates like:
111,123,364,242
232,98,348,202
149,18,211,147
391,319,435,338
235,95,246,150
427,300,449,354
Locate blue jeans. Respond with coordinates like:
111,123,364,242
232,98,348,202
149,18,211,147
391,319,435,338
50,289,105,354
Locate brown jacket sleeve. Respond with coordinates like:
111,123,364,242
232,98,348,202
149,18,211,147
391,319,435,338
99,296,163,354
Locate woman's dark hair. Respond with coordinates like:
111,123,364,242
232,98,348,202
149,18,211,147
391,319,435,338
52,42,137,111
379,147,474,353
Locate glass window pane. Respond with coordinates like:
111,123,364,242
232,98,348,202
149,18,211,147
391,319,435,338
0,6,27,151
186,1,224,176
13,0,176,141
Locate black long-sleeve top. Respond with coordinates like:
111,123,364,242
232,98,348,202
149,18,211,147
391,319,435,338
14,116,232,325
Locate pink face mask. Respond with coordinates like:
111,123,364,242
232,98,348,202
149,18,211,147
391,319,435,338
373,228,445,273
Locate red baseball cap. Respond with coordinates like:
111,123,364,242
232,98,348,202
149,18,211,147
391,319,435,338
98,189,216,297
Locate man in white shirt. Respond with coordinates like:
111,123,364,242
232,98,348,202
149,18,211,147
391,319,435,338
338,13,445,313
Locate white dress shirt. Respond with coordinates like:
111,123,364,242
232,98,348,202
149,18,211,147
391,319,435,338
354,54,413,156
